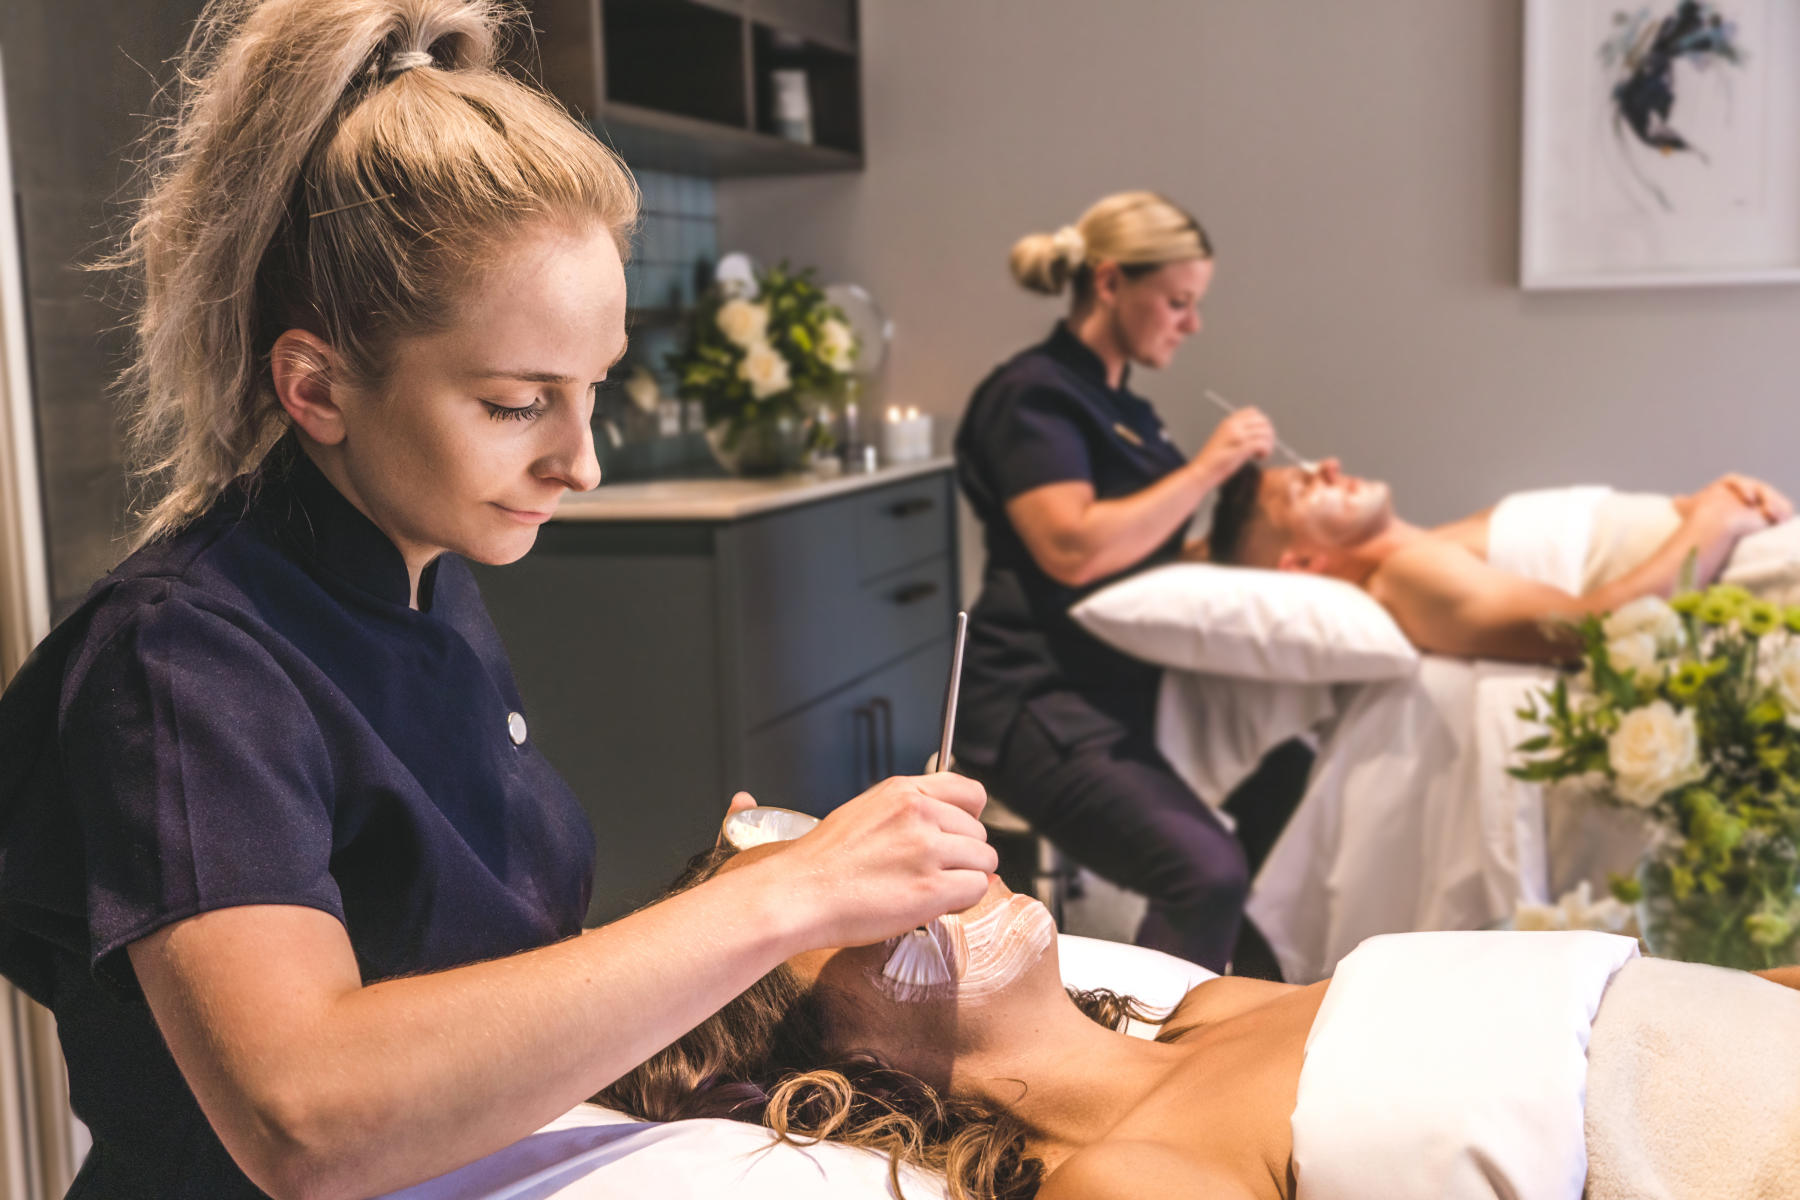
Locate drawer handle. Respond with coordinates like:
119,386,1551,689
886,497,936,519
853,704,879,789
891,581,940,606
870,697,895,777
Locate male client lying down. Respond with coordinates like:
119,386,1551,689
1205,460,1794,662
601,844,1800,1200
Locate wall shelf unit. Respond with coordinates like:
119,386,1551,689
528,0,864,177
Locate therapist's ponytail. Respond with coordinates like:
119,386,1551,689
112,0,639,548
1010,190,1212,301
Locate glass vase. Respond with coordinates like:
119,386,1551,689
704,414,809,477
1636,857,1800,971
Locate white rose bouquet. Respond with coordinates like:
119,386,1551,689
1513,584,1800,969
669,263,858,474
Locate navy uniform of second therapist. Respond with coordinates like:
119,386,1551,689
953,192,1277,973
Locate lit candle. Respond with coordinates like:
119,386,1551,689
880,405,932,464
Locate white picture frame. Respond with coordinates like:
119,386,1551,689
1520,0,1800,289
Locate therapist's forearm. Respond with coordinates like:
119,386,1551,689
137,867,808,1200
1013,457,1227,587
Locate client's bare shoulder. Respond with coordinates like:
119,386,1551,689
1362,535,1510,658
1048,981,1330,1200
1161,976,1299,1032
1040,1139,1262,1200
1361,530,1593,661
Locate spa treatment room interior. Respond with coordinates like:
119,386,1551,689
3,0,1800,1197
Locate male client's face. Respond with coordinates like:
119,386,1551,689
1260,461,1394,557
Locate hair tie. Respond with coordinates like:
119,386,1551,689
384,48,435,78
1049,225,1086,269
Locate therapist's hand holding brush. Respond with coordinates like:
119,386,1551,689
761,772,995,949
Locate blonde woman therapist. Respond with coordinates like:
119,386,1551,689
953,192,1273,973
0,2,994,1196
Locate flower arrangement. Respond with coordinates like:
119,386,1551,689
669,263,857,474
1513,584,1800,969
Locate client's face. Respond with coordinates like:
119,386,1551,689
1260,459,1394,560
785,872,1063,1089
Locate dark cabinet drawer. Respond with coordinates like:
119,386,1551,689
738,637,954,816
478,466,958,922
855,556,953,677
854,475,950,582
727,478,955,732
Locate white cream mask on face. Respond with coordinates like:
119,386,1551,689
873,894,1056,1004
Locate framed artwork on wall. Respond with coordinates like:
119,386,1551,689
1520,0,1800,289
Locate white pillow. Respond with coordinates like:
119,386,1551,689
1723,517,1800,603
1057,932,1216,1037
1071,562,1420,684
387,936,1211,1200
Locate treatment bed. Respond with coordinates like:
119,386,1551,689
394,928,1800,1200
384,935,1214,1199
1074,487,1800,982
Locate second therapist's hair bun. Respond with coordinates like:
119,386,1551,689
1009,225,1085,295
1009,191,1212,298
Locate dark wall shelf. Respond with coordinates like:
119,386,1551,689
596,100,862,176
528,0,863,177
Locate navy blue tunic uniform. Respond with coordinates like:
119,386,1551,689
952,324,1248,970
0,441,595,1197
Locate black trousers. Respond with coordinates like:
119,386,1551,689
972,711,1250,973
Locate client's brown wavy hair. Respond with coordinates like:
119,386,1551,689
595,846,1169,1200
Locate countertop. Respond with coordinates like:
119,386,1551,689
552,455,954,522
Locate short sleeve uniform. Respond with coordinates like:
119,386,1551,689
952,323,1190,767
0,442,595,1197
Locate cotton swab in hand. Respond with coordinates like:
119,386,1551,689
1201,388,1317,472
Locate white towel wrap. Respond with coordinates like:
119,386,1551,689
1486,486,1612,592
1290,930,1638,1200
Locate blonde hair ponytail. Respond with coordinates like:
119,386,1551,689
114,0,639,547
1009,190,1211,299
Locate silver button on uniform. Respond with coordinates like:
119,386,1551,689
507,711,528,746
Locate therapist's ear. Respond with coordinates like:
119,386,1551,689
1090,260,1124,308
270,328,349,447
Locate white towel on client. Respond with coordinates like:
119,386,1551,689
1585,957,1800,1200
1487,486,1613,592
1491,485,1800,599
1289,930,1638,1200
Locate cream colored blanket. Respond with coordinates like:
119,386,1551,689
1584,490,1800,599
1585,957,1800,1200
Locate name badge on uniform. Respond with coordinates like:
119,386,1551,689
1111,422,1145,448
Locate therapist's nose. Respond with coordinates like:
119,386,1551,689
536,408,603,493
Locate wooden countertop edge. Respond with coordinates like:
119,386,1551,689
550,456,954,522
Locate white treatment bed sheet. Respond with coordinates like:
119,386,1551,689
384,935,1216,1200
1174,489,1800,983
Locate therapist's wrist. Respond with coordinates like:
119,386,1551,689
704,853,819,963
1185,450,1234,495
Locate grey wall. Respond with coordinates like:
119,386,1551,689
1,2,206,614
715,1,1800,595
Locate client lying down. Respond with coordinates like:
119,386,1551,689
1206,461,1793,662
600,843,1800,1200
